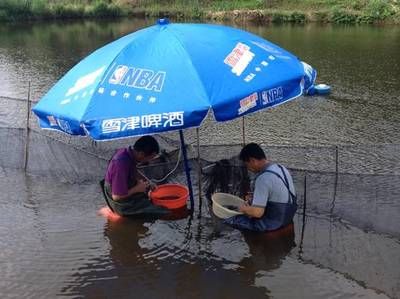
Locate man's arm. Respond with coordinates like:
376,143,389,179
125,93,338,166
239,203,265,218
239,173,271,218
112,179,149,201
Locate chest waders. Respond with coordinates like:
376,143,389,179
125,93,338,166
100,150,168,217
224,164,298,232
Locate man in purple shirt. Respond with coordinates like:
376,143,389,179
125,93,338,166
101,135,168,216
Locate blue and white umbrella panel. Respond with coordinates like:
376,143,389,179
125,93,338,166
33,21,317,141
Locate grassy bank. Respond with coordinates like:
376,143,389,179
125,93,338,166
0,0,126,21
1,0,399,24
130,0,400,24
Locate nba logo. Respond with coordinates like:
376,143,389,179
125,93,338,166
109,65,128,84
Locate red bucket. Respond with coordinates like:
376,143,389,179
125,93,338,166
150,184,189,210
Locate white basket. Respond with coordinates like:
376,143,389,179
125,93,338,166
211,192,245,219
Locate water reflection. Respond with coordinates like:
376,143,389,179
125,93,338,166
239,225,296,274
1,167,398,298
63,215,269,299
61,217,157,299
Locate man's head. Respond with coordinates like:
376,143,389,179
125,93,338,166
239,143,267,172
133,135,159,163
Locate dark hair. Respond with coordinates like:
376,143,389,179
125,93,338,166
134,135,159,156
239,143,266,162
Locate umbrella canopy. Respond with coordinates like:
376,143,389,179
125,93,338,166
32,19,316,141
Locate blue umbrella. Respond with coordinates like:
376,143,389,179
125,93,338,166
32,19,317,207
32,19,316,140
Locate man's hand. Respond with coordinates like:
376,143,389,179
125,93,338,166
136,179,149,193
148,181,157,192
239,201,249,213
244,192,253,203
112,179,150,201
239,202,265,218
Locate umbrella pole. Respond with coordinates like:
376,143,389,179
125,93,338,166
196,128,202,211
242,116,246,146
179,130,194,212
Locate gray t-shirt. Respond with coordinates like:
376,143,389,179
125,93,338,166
251,164,295,208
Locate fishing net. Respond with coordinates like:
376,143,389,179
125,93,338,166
2,95,400,176
1,95,400,237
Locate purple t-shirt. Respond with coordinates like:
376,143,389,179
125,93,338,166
105,148,138,196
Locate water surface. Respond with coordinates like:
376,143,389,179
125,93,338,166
1,19,399,146
0,18,399,299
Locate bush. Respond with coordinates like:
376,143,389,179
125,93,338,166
289,11,305,23
271,12,287,23
270,11,305,23
53,4,85,18
364,0,395,20
331,8,358,24
107,4,124,17
0,0,32,20
88,2,123,17
0,9,7,21
313,10,329,22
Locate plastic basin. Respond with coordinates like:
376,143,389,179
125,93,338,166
211,192,245,219
150,184,188,210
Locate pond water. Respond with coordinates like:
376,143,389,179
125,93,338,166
1,167,399,299
0,18,399,299
1,18,399,146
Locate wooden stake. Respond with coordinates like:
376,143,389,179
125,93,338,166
23,81,31,172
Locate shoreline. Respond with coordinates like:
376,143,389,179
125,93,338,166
1,1,399,25
139,8,400,25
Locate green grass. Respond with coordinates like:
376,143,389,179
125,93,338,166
0,0,399,24
131,0,399,23
0,0,127,21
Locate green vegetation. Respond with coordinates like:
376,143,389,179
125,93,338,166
0,0,126,22
133,0,399,24
0,0,399,24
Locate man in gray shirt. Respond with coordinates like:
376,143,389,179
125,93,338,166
225,143,297,232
